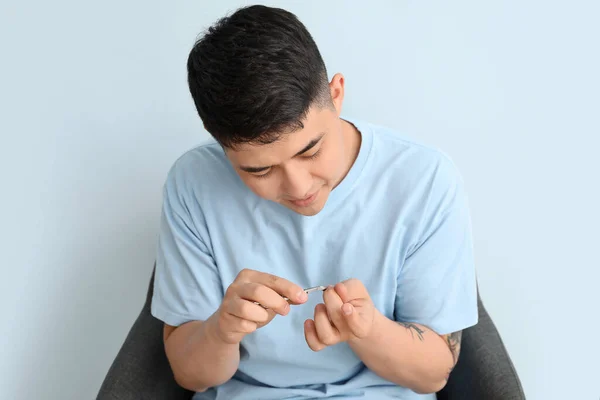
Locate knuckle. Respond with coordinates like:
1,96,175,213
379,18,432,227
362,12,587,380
238,268,253,279
217,314,229,333
216,314,224,329
225,285,237,298
249,284,263,299
267,274,279,285
315,325,336,345
321,334,336,346
219,300,233,317
240,319,256,333
344,278,358,288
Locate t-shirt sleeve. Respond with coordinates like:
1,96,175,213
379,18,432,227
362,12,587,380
150,170,223,327
394,155,478,335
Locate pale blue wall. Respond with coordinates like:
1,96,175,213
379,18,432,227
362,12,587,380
1,1,598,399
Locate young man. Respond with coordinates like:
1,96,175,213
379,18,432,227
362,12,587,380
151,5,478,400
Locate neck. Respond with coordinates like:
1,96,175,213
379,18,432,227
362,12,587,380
334,119,362,188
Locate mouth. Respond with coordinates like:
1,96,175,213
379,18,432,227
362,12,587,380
289,189,319,208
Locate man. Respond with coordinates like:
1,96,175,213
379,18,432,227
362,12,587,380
151,5,478,400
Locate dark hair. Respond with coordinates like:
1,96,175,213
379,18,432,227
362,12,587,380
186,5,331,148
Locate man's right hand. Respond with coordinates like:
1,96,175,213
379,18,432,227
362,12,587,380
206,269,308,345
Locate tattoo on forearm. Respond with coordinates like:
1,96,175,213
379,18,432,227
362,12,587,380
445,331,462,365
442,331,462,382
398,322,426,341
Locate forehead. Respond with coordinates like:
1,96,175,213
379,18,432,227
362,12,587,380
226,107,334,166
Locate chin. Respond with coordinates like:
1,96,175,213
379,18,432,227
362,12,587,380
292,205,322,216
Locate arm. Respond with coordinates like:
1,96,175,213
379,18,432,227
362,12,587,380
303,157,476,392
163,318,240,392
162,269,307,393
377,155,474,392
348,311,462,394
304,281,464,394
154,168,234,392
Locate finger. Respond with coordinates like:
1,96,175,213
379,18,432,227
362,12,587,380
314,303,340,346
256,307,278,328
323,286,345,330
334,282,351,304
336,279,368,303
341,303,369,338
237,282,291,315
304,319,326,352
228,296,271,322
240,270,308,304
223,312,258,334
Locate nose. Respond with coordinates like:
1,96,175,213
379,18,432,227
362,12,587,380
282,165,312,199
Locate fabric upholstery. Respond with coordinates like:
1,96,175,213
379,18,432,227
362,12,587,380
436,295,526,399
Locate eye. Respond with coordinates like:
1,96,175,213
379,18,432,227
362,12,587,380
252,169,273,179
305,148,322,160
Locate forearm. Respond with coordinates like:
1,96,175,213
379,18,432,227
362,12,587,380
349,311,454,394
164,315,240,392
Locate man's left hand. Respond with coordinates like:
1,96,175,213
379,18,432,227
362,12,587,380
303,279,376,351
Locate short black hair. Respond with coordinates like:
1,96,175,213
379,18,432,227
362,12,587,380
186,5,331,148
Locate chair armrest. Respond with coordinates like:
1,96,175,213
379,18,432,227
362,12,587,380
97,269,193,400
99,270,525,400
437,295,526,400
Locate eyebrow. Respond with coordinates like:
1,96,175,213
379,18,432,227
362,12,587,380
239,133,325,173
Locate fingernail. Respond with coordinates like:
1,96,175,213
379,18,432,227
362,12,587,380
297,291,308,301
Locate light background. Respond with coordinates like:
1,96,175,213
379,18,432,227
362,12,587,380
1,1,598,399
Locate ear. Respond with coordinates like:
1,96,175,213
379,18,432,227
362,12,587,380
329,73,345,116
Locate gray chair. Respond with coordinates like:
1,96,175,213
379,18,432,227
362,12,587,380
97,268,525,400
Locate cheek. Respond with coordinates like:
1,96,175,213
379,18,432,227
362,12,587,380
318,148,344,181
241,177,279,200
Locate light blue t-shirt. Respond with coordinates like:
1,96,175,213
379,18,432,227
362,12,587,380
151,118,478,400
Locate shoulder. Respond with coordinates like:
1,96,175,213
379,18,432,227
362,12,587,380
162,141,245,207
166,141,229,184
350,120,468,243
358,119,464,195
358,121,471,250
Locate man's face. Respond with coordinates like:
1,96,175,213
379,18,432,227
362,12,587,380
225,104,352,216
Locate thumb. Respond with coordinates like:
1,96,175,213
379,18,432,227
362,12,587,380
341,303,368,338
